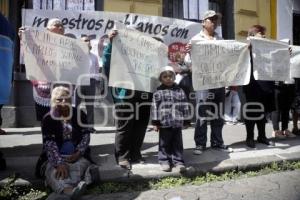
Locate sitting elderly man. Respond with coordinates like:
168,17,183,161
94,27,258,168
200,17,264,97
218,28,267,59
42,86,94,199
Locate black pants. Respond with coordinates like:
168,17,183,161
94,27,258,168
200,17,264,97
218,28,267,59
75,79,97,126
158,128,184,166
114,95,151,163
244,87,268,141
271,84,294,131
194,88,225,147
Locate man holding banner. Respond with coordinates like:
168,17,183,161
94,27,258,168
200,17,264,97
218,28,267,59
103,28,153,169
185,10,230,155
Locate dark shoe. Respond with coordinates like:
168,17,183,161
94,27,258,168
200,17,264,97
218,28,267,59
119,160,131,170
0,129,6,135
211,144,233,152
246,139,256,148
193,145,206,155
257,137,270,145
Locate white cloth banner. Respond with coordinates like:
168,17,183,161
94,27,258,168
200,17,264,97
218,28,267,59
250,37,290,81
21,9,201,46
22,29,90,85
109,25,168,92
191,40,251,90
290,45,300,78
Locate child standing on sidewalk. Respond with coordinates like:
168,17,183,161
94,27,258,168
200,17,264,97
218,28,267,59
151,66,190,172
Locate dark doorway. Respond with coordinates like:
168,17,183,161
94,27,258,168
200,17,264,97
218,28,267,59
293,13,300,45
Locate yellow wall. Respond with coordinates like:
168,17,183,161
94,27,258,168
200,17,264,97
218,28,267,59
104,0,163,16
234,0,276,40
0,0,9,17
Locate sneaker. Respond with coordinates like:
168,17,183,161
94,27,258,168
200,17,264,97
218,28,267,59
160,164,171,172
193,145,206,155
246,139,256,148
272,130,286,139
174,164,186,173
257,137,270,145
119,160,131,170
71,181,87,200
211,144,233,152
283,130,296,138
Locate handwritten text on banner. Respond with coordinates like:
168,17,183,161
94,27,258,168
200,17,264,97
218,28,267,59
191,40,251,90
109,25,168,92
23,29,90,85
250,37,290,81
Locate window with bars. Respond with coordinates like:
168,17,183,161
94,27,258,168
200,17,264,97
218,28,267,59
163,0,234,39
26,0,103,11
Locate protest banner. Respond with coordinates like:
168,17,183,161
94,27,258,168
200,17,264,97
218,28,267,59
191,40,251,90
22,28,90,85
250,37,290,81
290,45,300,78
21,9,200,58
109,24,168,92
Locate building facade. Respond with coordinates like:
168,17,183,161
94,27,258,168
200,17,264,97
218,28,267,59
0,0,298,127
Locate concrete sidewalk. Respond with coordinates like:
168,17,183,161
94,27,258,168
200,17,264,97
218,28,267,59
0,123,300,186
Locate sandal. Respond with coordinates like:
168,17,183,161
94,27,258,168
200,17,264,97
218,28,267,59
283,130,296,138
272,130,286,139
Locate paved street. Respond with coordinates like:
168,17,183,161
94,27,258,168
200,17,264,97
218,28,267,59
0,122,300,185
81,170,300,200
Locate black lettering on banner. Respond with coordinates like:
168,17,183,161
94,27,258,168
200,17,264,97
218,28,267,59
75,14,82,29
95,19,104,30
32,16,48,28
87,19,96,30
137,22,144,32
124,14,130,25
161,25,169,36
62,18,68,26
153,24,162,34
144,22,153,34
104,20,114,33
82,18,89,29
171,27,189,39
69,18,76,29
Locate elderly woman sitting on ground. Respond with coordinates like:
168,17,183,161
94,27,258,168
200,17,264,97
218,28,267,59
42,86,94,199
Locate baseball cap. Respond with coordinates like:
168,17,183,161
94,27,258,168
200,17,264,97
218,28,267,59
202,10,222,21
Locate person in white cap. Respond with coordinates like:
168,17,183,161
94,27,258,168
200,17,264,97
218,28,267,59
185,10,231,155
151,66,190,172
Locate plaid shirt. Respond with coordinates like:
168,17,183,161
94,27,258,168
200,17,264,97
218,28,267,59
152,84,190,128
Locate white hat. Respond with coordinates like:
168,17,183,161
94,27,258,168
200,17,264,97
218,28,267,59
202,10,222,20
159,66,175,80
47,18,63,29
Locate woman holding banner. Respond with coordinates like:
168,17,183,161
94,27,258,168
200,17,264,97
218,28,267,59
243,25,274,148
